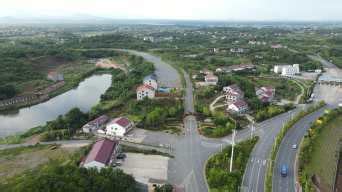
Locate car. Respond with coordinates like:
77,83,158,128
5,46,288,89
281,164,288,177
117,153,127,160
292,144,297,149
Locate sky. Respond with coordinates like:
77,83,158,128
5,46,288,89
1,0,342,21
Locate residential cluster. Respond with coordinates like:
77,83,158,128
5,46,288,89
82,115,134,137
223,84,249,114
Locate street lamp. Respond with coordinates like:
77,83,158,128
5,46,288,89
230,129,236,172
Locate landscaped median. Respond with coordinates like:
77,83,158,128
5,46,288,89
298,107,342,191
264,101,326,192
205,137,259,192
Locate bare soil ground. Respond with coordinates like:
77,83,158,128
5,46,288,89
95,58,128,73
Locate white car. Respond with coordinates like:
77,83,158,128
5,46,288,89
292,144,297,149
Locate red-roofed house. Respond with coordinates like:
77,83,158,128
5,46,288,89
223,84,244,102
82,138,119,169
227,100,249,114
106,117,134,137
137,84,155,100
256,87,275,103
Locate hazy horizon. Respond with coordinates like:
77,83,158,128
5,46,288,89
1,0,342,22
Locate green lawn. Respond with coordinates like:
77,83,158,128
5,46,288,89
305,114,342,191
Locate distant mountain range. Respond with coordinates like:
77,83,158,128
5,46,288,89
0,14,115,24
0,15,342,26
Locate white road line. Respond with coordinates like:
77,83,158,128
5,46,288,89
248,161,256,191
255,164,262,192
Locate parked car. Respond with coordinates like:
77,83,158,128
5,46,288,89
117,153,127,160
281,164,288,177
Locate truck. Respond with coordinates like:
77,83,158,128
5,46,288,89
281,164,288,177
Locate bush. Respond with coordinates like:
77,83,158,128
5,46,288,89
1,162,136,192
206,137,259,191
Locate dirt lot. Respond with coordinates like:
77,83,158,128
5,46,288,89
120,153,169,184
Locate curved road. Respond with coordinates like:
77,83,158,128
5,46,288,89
272,56,342,192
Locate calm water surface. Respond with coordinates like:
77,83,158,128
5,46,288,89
0,74,112,137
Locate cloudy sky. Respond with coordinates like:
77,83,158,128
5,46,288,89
1,0,342,21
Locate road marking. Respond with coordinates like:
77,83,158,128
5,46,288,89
255,164,262,192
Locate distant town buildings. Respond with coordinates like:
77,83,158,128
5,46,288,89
47,72,64,82
215,64,255,73
82,138,119,170
230,48,245,53
274,64,300,76
82,115,109,133
256,87,275,103
105,117,134,137
271,44,287,49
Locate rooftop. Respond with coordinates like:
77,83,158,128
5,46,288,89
84,138,118,165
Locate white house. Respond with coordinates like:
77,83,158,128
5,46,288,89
227,100,249,114
204,74,218,86
143,74,158,90
223,84,244,102
274,64,300,76
82,138,119,170
136,84,155,100
106,117,134,137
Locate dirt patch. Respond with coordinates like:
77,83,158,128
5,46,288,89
96,58,127,73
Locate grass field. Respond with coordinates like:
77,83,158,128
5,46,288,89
0,144,80,183
305,114,342,191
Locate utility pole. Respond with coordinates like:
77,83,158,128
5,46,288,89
250,122,255,139
230,129,236,172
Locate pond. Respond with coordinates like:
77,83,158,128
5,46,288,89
0,74,112,138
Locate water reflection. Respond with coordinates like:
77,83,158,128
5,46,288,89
0,74,112,137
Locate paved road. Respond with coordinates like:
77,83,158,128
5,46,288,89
129,51,313,192
117,49,181,88
272,107,327,192
241,106,304,192
271,56,342,192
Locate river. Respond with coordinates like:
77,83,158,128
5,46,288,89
0,74,112,138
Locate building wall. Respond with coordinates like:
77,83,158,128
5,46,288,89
106,124,126,137
84,161,106,170
144,79,158,90
137,89,155,101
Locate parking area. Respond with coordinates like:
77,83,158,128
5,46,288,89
119,153,169,184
